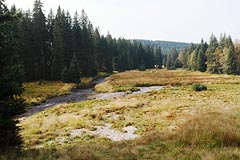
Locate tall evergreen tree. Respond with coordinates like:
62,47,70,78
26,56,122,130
206,34,218,73
72,11,82,71
154,46,163,68
32,0,49,80
19,10,34,81
196,40,207,72
166,48,179,69
51,6,64,80
61,54,81,83
224,37,237,74
0,0,25,150
80,10,96,76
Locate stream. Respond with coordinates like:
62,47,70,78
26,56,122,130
23,77,163,117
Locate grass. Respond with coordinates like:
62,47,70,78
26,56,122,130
95,69,240,92
113,84,140,92
5,69,240,159
23,81,76,106
22,77,98,106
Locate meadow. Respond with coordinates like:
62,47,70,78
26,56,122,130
3,69,240,160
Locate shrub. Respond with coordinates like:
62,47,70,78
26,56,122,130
191,83,207,91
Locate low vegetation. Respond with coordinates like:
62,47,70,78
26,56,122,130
22,76,104,106
23,81,76,106
191,83,207,91
7,69,239,159
95,69,240,92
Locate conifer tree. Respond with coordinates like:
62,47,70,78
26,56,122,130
51,6,64,80
32,0,49,80
155,46,163,68
72,11,82,70
68,54,80,83
19,10,34,81
196,40,207,72
0,0,25,150
224,37,237,74
207,34,218,73
61,66,69,83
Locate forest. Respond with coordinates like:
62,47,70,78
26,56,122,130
137,39,190,54
162,35,240,75
4,0,164,83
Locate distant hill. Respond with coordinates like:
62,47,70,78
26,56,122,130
136,39,191,54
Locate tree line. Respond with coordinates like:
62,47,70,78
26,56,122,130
137,39,190,54
10,0,163,83
165,34,240,75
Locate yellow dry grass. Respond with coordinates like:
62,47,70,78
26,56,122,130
95,69,240,92
23,81,76,105
80,77,94,85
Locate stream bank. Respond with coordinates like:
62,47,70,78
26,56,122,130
23,77,163,117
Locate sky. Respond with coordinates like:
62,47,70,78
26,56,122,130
6,0,240,43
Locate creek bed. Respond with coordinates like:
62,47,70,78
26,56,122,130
23,78,164,117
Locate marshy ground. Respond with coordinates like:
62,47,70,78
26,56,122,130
3,69,240,160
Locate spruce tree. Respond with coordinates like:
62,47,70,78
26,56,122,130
196,40,207,72
80,10,96,76
61,66,69,83
206,34,218,73
32,0,49,80
0,0,25,150
155,46,163,68
51,6,64,80
72,11,82,71
68,54,80,83
224,37,237,74
166,53,172,69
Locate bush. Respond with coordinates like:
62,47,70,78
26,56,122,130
191,83,207,91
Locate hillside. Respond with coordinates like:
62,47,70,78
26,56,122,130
136,39,191,54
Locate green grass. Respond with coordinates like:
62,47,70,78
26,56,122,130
5,69,240,159
113,84,140,92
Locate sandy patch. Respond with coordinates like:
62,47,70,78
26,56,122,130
70,123,138,141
